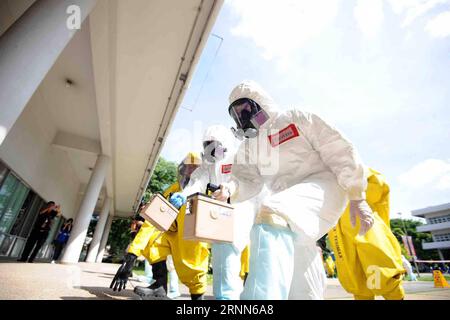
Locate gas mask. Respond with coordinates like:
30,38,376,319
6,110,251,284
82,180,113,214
228,98,269,140
202,140,227,163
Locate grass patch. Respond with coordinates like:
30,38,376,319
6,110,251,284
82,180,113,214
132,269,145,276
404,274,450,281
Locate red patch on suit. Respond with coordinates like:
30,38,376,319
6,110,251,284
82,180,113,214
268,124,300,147
221,164,232,174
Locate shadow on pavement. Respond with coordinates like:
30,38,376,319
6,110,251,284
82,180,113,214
82,270,116,276
61,286,139,300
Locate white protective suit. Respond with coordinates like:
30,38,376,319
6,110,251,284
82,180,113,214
223,81,368,300
180,125,258,300
401,255,417,281
166,255,181,298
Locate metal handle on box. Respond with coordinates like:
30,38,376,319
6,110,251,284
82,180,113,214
210,210,219,220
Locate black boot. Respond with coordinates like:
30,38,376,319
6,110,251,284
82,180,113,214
134,260,169,300
191,293,204,300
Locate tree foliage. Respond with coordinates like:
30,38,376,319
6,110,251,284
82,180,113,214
390,218,440,260
142,157,178,203
107,218,133,262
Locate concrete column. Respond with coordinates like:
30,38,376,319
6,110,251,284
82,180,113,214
61,154,110,264
96,215,113,263
85,197,111,262
0,0,98,145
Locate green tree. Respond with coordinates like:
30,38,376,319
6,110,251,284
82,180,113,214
107,218,133,263
390,218,440,260
142,157,178,203
105,157,178,262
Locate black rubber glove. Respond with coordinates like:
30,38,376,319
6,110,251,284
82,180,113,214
110,253,137,291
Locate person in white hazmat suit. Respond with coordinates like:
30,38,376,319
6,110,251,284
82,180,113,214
401,255,418,281
212,80,375,300
169,125,258,300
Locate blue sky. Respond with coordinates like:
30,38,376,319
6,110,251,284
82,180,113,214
161,0,450,219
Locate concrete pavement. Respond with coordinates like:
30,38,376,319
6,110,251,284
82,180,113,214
0,262,448,300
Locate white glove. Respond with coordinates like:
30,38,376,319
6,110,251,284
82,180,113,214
349,200,374,236
212,184,231,202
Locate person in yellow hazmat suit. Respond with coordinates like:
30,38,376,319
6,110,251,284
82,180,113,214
317,236,336,278
110,152,210,300
324,255,336,278
328,167,406,300
240,246,250,283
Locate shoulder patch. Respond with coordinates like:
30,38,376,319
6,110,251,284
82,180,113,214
221,164,232,174
268,124,300,147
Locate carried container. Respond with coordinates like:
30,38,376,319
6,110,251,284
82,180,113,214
183,184,234,243
140,193,178,231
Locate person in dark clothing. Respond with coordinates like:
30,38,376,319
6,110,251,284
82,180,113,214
130,215,145,240
51,218,73,263
18,201,61,263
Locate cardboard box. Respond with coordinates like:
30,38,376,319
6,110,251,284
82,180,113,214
183,193,234,243
140,193,178,231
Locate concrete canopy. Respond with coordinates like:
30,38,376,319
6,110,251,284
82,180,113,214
0,0,223,218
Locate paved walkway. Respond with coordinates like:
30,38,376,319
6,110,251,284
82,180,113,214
0,262,449,300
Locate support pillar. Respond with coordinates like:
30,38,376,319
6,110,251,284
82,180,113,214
61,154,109,263
96,215,113,263
85,197,111,262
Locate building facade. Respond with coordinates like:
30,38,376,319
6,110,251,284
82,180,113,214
412,202,450,260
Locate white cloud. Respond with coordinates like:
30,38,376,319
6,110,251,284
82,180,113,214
227,0,450,63
398,158,450,189
425,10,450,37
227,0,340,61
386,0,450,27
353,0,384,38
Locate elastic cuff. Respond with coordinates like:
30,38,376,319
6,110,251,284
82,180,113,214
127,248,141,257
382,285,405,300
189,287,207,295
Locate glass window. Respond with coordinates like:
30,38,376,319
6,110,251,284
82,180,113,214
0,162,8,186
428,215,450,224
19,197,45,238
0,233,14,256
9,237,26,258
0,173,30,233
434,233,450,242
9,191,43,237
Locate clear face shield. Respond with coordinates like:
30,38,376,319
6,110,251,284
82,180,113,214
202,140,227,163
228,98,269,140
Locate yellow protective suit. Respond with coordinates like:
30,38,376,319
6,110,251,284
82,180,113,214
324,256,336,278
240,246,250,280
328,168,406,300
128,182,210,294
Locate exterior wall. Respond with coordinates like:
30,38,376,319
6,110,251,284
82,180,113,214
417,221,450,233
0,91,80,219
427,213,450,224
431,228,450,240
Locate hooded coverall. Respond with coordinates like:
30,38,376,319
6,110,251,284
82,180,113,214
328,168,405,300
224,81,368,300
128,182,210,295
